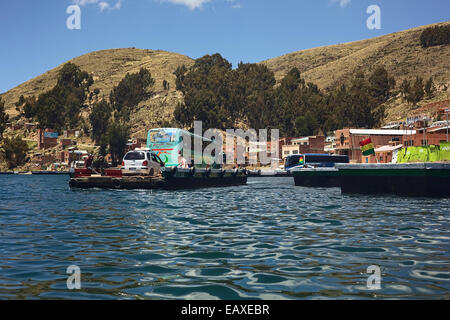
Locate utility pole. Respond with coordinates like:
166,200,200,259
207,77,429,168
446,109,450,142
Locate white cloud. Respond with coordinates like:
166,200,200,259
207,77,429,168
164,0,211,10
227,0,242,9
73,0,100,6
330,0,351,8
72,0,122,12
163,0,242,10
99,1,110,11
112,0,122,10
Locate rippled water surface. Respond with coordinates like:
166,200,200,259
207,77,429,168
0,175,449,299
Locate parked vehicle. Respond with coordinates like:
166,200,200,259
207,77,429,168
121,149,164,176
147,128,222,168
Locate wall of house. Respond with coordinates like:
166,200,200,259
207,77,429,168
403,132,448,147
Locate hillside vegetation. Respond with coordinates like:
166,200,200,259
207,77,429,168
1,48,194,136
261,21,450,122
1,21,450,132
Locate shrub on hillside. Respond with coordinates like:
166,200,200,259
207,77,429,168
110,68,154,112
0,97,9,141
420,25,450,48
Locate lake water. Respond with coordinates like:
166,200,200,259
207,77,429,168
0,175,449,300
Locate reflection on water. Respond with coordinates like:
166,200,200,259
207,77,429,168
0,175,449,299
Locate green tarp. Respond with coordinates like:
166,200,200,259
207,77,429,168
417,146,429,162
395,143,449,163
440,142,450,161
429,145,440,162
397,148,407,163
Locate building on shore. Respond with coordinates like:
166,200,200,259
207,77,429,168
324,135,337,154
223,135,287,167
281,136,325,159
37,129,59,149
335,129,411,163
403,125,449,147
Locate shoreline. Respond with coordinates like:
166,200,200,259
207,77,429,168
0,171,70,175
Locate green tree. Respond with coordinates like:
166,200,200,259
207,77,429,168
424,77,434,98
0,136,29,169
110,68,154,113
369,66,395,103
174,65,188,91
57,62,93,92
15,95,25,114
174,54,233,129
21,96,37,119
420,25,450,48
107,120,130,166
409,76,425,104
163,80,169,91
0,97,9,141
295,113,319,137
232,63,276,129
33,86,70,130
89,100,112,144
26,63,93,130
323,71,385,131
280,67,302,92
400,79,411,99
272,68,326,136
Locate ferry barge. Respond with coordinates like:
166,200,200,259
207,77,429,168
69,167,248,190
336,163,450,197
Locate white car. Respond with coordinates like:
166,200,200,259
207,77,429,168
121,149,164,176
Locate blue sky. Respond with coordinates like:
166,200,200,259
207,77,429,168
0,0,448,93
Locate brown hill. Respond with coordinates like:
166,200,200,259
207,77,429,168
2,22,449,131
261,21,450,122
1,48,194,136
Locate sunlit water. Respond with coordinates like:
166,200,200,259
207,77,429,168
0,175,449,300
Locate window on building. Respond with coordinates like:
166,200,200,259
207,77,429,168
292,150,298,154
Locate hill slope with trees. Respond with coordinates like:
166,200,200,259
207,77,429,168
0,48,194,136
261,21,450,122
1,21,449,135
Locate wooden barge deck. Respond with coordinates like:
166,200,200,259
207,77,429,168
69,168,248,190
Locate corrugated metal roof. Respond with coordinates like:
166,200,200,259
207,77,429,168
428,125,450,133
349,129,416,135
375,145,403,152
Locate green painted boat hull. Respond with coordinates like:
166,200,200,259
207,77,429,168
337,163,450,197
292,164,450,197
292,169,340,188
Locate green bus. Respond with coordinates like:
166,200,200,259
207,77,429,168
146,128,222,168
